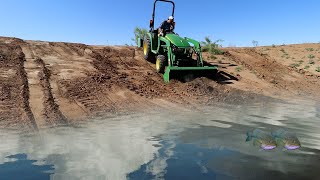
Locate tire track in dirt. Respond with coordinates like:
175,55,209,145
56,45,119,115
21,43,47,128
21,42,68,128
35,58,68,126
30,42,90,124
0,38,38,130
16,52,38,130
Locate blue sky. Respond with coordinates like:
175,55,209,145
0,0,320,47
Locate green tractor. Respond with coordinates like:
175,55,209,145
138,0,218,83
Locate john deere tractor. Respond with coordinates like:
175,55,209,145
138,0,217,83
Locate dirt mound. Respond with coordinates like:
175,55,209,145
1,36,320,130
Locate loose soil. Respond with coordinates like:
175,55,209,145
1,36,320,130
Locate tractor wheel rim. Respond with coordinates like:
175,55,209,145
156,59,160,70
143,42,147,55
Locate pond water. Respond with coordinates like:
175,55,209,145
0,100,320,180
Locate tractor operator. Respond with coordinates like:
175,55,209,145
159,16,175,36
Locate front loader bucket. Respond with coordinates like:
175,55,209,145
163,66,218,83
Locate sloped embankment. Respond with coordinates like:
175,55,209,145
2,36,320,130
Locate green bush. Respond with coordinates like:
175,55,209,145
308,54,315,59
132,27,148,45
309,60,315,65
235,66,242,72
289,63,300,68
201,36,224,55
210,55,217,59
316,67,320,72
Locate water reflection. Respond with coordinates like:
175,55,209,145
0,100,319,179
177,124,320,179
128,139,231,180
0,154,54,180
129,136,320,180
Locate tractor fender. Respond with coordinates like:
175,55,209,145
184,37,201,50
158,36,171,51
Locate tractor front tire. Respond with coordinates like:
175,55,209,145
156,55,166,74
143,38,154,62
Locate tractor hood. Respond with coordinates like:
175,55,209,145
165,34,191,47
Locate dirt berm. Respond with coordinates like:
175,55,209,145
1,36,320,130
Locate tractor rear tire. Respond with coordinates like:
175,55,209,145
156,55,166,74
143,38,154,62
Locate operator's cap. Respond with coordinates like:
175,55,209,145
168,16,174,20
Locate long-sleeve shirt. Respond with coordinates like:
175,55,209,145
159,20,174,32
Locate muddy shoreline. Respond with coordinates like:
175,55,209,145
1,36,320,130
